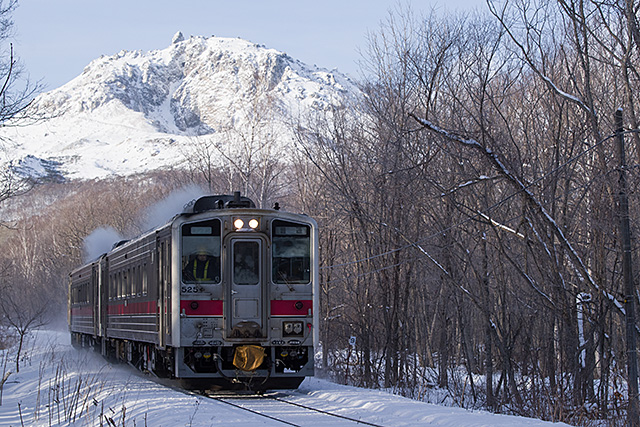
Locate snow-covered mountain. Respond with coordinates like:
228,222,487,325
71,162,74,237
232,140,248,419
1,32,356,180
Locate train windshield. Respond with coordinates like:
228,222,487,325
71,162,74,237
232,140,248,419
181,219,221,284
272,220,311,284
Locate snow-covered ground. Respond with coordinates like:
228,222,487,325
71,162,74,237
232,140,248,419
0,330,569,426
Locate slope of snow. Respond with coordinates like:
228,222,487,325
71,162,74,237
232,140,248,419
0,330,570,426
0,33,356,180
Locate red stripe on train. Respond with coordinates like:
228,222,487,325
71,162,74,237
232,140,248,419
180,300,223,316
70,306,92,316
107,301,157,315
270,300,313,316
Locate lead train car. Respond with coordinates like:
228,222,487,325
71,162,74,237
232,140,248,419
68,194,319,390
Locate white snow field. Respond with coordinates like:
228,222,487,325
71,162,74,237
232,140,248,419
0,329,571,426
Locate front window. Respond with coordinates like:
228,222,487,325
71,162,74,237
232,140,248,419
233,241,260,285
182,219,221,283
272,220,311,284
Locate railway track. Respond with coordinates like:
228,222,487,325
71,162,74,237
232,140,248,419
131,365,386,426
205,391,387,426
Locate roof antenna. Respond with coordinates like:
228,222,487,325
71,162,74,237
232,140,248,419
273,202,280,211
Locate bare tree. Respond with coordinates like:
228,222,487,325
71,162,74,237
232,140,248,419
0,275,49,373
0,0,44,222
289,2,640,424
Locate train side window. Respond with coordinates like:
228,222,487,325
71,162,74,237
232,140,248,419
135,265,141,296
127,268,132,297
123,271,128,298
131,268,135,297
132,265,137,296
118,272,123,299
181,219,221,284
142,263,148,295
125,269,129,297
271,220,311,284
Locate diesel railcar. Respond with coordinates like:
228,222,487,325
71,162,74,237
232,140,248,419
68,193,318,390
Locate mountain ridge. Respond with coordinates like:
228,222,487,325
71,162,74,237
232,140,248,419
2,32,357,180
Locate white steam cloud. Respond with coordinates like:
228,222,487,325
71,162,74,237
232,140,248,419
143,185,206,231
82,186,208,263
83,226,124,263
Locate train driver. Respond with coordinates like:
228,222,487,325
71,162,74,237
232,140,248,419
183,250,219,282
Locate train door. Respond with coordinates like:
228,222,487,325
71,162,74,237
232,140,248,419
157,237,165,348
157,234,172,348
226,236,266,338
91,265,98,338
163,240,172,345
99,258,108,338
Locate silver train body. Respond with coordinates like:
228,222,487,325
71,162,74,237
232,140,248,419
68,194,319,390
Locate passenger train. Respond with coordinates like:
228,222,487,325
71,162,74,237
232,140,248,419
68,193,318,390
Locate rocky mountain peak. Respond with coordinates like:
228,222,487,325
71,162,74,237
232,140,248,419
172,31,185,44
2,34,358,180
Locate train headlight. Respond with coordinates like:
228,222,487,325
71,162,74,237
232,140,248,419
283,321,304,337
234,218,259,230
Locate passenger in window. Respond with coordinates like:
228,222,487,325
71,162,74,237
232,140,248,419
183,250,218,282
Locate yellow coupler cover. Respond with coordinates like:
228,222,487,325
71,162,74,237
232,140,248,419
233,345,266,371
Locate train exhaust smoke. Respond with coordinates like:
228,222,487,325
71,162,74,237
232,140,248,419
143,185,206,230
81,186,206,263
83,226,123,263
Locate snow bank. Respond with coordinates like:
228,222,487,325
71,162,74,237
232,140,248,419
0,330,569,426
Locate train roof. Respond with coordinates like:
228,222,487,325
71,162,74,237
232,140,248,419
182,192,256,214
71,193,314,276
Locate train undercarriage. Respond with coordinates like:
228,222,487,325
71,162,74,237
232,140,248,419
70,332,310,390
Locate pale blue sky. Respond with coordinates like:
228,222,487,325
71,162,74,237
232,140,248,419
12,0,481,92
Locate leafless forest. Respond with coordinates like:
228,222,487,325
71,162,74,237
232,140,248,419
2,1,640,425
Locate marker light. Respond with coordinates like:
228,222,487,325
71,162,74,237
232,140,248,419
249,219,259,229
234,219,244,229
